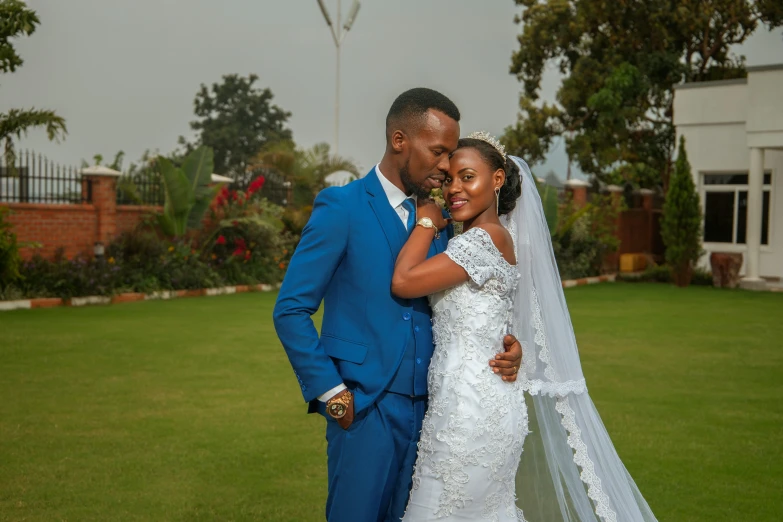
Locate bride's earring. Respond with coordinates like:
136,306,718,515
495,187,500,214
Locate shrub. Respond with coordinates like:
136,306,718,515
552,216,603,280
552,193,623,280
20,250,120,299
661,136,703,286
0,206,23,290
202,178,297,285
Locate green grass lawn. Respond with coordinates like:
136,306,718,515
1,284,781,522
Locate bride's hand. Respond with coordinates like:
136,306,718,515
490,334,523,382
416,198,450,230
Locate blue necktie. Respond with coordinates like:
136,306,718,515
401,198,416,234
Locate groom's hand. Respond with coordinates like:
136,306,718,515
490,334,523,382
334,390,355,430
417,198,451,230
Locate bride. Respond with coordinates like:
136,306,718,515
391,132,658,521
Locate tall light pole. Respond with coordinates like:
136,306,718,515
317,0,361,155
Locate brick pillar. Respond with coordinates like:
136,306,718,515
81,165,122,251
606,184,623,205
639,188,654,211
564,179,591,208
602,184,624,272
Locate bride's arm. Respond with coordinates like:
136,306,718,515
392,240,467,299
392,200,468,299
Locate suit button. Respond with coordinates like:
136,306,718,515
416,358,422,364
403,313,411,321
414,326,420,332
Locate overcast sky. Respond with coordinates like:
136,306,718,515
2,1,782,180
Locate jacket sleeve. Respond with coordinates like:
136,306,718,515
273,187,348,403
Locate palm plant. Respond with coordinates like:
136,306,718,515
249,141,360,208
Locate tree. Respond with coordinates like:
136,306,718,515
677,0,783,82
0,0,67,169
661,136,702,287
503,0,783,189
178,74,292,183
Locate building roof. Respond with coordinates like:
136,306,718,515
673,63,783,90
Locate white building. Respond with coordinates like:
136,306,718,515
674,64,783,289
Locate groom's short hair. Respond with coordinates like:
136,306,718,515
386,88,460,139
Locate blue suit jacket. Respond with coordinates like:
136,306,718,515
273,168,452,416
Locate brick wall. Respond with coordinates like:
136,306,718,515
116,205,159,235
3,174,159,260
7,202,98,259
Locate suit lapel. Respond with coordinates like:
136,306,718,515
364,168,448,259
364,169,408,256
428,214,453,257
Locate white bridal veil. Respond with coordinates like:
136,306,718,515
505,156,658,522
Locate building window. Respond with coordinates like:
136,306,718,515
702,173,771,245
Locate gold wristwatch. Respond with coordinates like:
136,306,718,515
416,217,440,240
326,390,353,419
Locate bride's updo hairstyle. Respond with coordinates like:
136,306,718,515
454,138,521,216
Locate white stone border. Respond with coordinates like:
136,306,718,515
70,296,111,307
561,274,616,289
0,300,32,311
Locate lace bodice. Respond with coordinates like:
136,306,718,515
429,227,520,348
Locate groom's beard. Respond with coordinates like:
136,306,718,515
400,161,431,199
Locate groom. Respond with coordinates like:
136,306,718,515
273,88,522,522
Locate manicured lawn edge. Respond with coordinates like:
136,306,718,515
0,276,622,313
0,283,281,312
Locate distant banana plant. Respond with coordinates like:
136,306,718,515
157,146,219,237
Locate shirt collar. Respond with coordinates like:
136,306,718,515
375,164,414,208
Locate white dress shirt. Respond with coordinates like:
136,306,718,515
375,164,416,229
318,164,415,402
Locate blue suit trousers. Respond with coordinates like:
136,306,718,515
325,392,427,522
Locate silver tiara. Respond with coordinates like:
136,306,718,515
467,131,506,160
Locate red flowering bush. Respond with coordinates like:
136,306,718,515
201,176,296,284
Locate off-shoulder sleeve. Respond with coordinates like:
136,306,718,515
444,227,498,286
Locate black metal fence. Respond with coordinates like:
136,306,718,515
237,168,292,207
0,150,294,208
116,173,164,206
0,150,91,204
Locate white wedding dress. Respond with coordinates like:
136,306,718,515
405,155,659,522
402,226,529,522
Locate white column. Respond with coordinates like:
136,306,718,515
742,147,765,287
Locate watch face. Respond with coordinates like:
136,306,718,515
328,403,347,418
